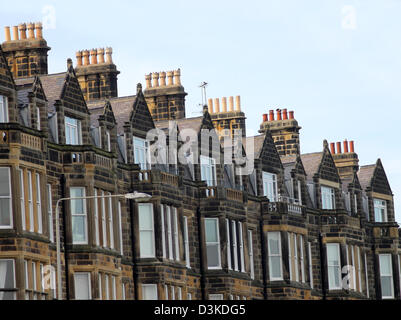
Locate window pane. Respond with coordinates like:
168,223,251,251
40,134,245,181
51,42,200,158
72,216,86,242
140,231,154,257
0,260,14,289
142,285,157,300
0,168,10,196
206,245,219,268
270,256,282,278
268,233,280,255
74,273,91,300
205,219,218,243
139,204,153,229
0,199,11,226
381,276,392,297
380,255,391,274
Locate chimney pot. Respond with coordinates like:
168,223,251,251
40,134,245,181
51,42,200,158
167,71,174,86
105,47,113,64
214,98,220,113
269,110,275,121
34,22,43,39
282,108,288,120
82,50,90,66
235,96,241,112
160,71,166,87
222,97,227,112
276,109,282,121
4,27,11,42
145,73,152,89
97,48,105,64
330,143,336,154
350,141,355,153
152,72,160,87
208,98,214,114
76,51,83,67
90,49,98,65
173,69,181,86
263,114,268,122
12,26,19,40
336,142,342,154
229,96,234,112
289,111,294,120
18,23,27,40
27,23,35,39
343,140,349,153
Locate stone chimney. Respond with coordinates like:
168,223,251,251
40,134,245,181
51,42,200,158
330,139,359,179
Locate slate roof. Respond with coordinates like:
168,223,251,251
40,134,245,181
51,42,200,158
358,164,376,191
39,73,66,113
301,152,323,181
242,134,265,159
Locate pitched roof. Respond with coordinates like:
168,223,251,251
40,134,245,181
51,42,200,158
358,164,376,191
15,77,36,107
176,116,204,133
242,134,265,158
39,72,66,113
301,152,323,181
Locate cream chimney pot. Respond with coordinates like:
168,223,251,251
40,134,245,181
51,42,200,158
76,51,83,67
27,23,35,39
167,71,174,86
97,48,105,64
235,96,241,112
173,69,181,86
152,72,160,87
214,98,220,113
90,49,98,65
82,50,90,66
19,23,27,40
105,47,113,64
4,27,11,42
35,22,43,39
229,96,234,112
12,26,19,40
208,98,214,114
145,74,152,89
160,72,166,86
222,97,227,112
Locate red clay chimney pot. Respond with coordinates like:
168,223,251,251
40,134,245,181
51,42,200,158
282,109,288,120
330,143,336,154
336,142,342,154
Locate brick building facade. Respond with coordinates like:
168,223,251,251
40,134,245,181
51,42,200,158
0,23,399,301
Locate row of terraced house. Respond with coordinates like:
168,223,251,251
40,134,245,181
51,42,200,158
0,22,399,300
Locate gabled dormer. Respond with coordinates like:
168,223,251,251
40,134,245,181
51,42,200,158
358,159,395,223
301,140,342,210
15,76,47,133
0,44,17,124
281,154,309,206
341,171,363,218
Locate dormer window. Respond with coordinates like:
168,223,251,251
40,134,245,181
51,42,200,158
36,107,40,130
65,116,82,145
200,155,217,187
374,199,387,223
133,137,149,170
321,186,335,210
0,95,9,123
263,172,278,202
106,130,111,152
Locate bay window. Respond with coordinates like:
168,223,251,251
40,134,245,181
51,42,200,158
267,232,283,281
0,167,12,229
205,218,221,269
379,254,394,299
327,243,341,290
70,187,87,244
138,203,155,258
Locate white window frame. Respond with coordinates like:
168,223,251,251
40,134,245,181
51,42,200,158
171,286,175,300
200,155,217,187
205,218,221,270
98,273,102,300
267,232,283,281
365,253,369,298
70,187,88,244
36,106,41,130
167,206,173,260
379,254,394,299
297,180,302,205
107,193,114,249
184,216,190,268
111,276,116,300
138,203,155,258
288,233,293,281
173,208,179,261
327,243,342,290
101,191,106,247
321,186,336,210
47,184,54,242
0,95,9,123
232,220,238,271
0,167,13,229
133,137,150,170
238,222,245,273
300,235,305,283
263,172,278,202
177,287,182,300
106,130,111,152
374,199,388,223
161,206,166,259
105,274,109,300
142,284,158,300
19,169,26,231
308,242,313,289
65,116,82,145
164,284,169,300
357,247,362,293
209,294,223,300
226,219,232,270
94,189,100,246
248,230,254,280
27,171,34,232
0,259,16,300
35,173,42,234
74,272,91,300
118,202,123,256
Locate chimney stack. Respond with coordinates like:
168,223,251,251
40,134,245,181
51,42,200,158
97,48,105,64
269,110,275,121
330,143,336,154
12,26,19,40
76,51,83,67
35,22,43,39
27,23,35,39
4,27,11,42
214,98,220,113
160,71,166,87
208,98,214,114
222,97,227,112
18,23,27,40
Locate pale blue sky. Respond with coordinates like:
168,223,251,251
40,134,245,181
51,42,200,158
2,0,400,221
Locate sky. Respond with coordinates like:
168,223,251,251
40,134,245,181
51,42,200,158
1,0,400,221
